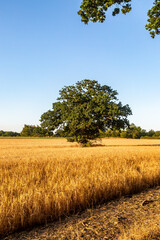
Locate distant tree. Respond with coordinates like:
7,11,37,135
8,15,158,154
20,125,51,137
20,125,35,137
0,130,20,137
105,129,120,137
120,130,128,138
0,130,4,136
104,124,159,139
153,130,160,137
141,129,147,137
78,0,160,38
32,126,48,137
105,129,113,137
40,79,132,145
147,129,155,137
118,124,147,139
128,124,142,139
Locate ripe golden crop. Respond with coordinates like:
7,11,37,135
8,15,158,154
0,138,160,237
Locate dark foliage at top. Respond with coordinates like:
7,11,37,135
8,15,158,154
78,0,160,38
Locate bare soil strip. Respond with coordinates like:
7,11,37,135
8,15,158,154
3,186,160,240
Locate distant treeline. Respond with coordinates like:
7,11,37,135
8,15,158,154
101,124,160,139
20,124,160,139
0,130,20,137
1,124,160,139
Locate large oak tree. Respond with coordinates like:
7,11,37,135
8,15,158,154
40,80,132,145
78,0,160,38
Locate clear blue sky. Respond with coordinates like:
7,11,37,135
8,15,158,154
0,0,160,132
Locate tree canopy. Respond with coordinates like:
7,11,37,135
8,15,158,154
40,80,132,145
78,0,160,38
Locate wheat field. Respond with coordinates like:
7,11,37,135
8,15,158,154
0,138,160,238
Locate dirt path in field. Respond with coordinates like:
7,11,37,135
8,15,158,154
3,186,160,240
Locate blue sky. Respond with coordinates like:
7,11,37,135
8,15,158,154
0,0,160,132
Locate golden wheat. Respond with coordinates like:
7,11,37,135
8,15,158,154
0,138,160,237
